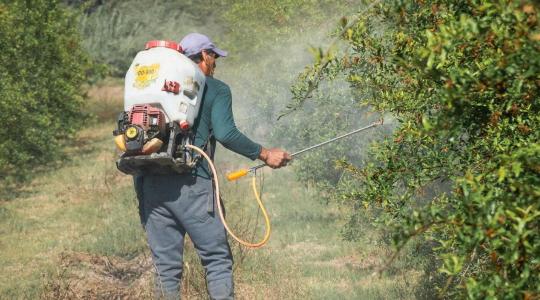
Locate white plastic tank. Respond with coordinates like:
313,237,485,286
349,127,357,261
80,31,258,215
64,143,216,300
124,40,206,127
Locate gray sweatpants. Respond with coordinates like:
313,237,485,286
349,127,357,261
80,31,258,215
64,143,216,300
134,174,234,299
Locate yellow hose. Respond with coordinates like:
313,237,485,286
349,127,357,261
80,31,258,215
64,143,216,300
186,144,271,248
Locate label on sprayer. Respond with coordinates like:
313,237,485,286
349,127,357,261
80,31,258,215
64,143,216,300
134,63,160,89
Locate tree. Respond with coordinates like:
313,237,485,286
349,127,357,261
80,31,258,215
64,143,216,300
0,0,91,183
290,0,540,297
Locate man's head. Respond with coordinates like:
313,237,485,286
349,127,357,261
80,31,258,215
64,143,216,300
180,33,227,76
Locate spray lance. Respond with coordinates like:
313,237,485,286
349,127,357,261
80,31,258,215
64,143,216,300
227,119,384,181
206,118,383,249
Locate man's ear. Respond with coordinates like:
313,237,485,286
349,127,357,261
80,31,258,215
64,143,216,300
201,50,210,64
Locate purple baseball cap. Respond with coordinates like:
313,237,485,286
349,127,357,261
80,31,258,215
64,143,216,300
179,33,228,58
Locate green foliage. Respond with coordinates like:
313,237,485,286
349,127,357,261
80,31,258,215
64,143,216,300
291,0,540,297
0,0,91,183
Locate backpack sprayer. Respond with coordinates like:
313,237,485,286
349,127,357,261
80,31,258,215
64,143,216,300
113,40,206,175
113,40,384,249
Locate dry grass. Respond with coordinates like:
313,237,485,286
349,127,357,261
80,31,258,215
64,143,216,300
0,83,139,298
84,79,124,123
41,252,153,299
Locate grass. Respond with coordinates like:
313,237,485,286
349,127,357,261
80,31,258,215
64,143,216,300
0,83,422,299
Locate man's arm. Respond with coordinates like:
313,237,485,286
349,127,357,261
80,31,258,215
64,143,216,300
211,85,290,167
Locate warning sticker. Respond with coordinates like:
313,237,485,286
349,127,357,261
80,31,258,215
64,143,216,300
134,63,160,89
179,102,188,114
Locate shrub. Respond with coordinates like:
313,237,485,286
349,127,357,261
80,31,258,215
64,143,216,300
0,0,91,183
290,0,540,297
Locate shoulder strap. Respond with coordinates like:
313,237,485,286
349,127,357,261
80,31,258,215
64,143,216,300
202,129,216,160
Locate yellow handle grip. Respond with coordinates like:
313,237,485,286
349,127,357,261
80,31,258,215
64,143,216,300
226,169,249,181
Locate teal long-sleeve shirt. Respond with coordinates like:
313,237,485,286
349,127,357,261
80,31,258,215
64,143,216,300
192,76,262,178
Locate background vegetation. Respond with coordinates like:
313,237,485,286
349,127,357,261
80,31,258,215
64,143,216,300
0,0,92,185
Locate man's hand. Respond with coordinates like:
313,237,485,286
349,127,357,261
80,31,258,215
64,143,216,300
259,147,292,169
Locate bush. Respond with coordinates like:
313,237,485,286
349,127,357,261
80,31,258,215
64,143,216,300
290,0,540,297
0,0,91,183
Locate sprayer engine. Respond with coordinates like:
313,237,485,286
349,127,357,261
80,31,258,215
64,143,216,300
113,104,167,155
113,104,198,175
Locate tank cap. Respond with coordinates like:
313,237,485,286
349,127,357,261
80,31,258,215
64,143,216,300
179,120,190,131
145,40,183,53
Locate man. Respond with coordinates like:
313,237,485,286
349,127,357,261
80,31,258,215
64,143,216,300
135,33,291,299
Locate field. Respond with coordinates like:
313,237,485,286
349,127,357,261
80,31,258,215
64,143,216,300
0,83,421,299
